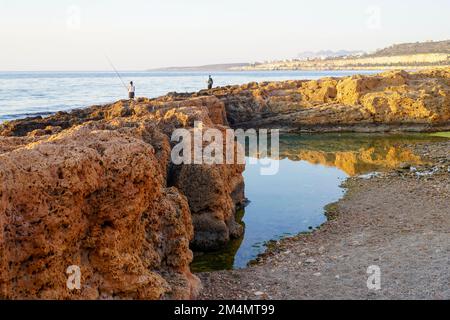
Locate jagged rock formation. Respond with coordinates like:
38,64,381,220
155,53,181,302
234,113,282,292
0,121,201,299
171,146,245,250
0,96,244,299
201,69,450,131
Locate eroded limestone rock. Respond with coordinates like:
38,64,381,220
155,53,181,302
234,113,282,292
0,122,199,299
0,95,243,299
200,68,450,131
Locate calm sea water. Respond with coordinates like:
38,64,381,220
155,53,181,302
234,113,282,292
0,70,380,122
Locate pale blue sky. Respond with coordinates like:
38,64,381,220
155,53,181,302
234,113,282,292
0,0,449,71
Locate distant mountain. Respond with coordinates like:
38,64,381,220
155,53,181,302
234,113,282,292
297,50,365,60
149,63,250,72
370,40,450,57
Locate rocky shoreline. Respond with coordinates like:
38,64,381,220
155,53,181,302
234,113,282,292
1,69,450,137
0,68,449,299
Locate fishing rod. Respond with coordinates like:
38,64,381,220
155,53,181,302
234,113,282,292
105,54,128,91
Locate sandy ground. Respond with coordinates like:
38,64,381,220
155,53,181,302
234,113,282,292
198,141,450,300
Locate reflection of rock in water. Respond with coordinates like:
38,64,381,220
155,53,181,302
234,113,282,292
247,133,440,176
290,147,423,176
191,210,245,272
278,134,432,176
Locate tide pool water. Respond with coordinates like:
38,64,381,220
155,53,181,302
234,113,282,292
192,155,346,272
191,133,446,271
0,70,380,122
238,158,347,265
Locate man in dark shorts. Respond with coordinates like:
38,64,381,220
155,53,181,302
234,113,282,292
207,75,213,90
128,81,135,100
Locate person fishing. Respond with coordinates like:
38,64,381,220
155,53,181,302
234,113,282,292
207,75,214,91
105,55,134,100
128,81,135,100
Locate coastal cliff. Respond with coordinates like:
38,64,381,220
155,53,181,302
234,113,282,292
201,69,450,132
0,121,199,299
0,97,244,299
0,68,449,299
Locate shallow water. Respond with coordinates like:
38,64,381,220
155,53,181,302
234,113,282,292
191,133,446,272
0,70,380,122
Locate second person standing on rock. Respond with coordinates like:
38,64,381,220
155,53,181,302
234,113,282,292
207,75,214,92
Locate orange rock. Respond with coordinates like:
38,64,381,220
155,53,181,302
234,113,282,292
0,95,242,299
0,122,199,299
209,68,450,131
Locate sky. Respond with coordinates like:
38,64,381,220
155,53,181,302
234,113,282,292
0,0,449,71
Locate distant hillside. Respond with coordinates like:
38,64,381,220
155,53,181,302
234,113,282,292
370,40,450,57
233,40,450,71
152,40,450,72
149,63,250,72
